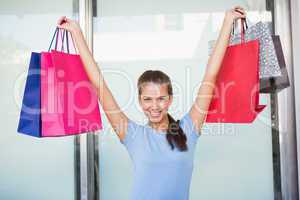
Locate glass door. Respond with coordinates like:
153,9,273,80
93,0,275,199
0,1,78,199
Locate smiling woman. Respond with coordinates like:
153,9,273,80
57,3,250,199
0,0,297,199
137,70,189,151
92,1,276,200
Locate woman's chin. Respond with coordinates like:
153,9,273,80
148,115,162,122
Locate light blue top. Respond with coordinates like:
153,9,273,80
120,112,200,200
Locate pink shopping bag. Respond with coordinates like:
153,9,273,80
41,29,102,136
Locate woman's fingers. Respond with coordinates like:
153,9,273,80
233,6,246,18
234,6,245,11
57,16,73,27
57,16,67,25
233,6,245,13
57,16,72,30
56,24,65,29
235,8,245,13
224,6,246,22
56,17,80,33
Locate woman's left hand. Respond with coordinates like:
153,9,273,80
224,6,246,23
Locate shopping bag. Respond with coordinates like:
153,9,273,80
230,20,282,78
41,28,102,136
17,52,42,137
18,28,102,137
260,35,290,93
205,19,266,123
40,52,66,136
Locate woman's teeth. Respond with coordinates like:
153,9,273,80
150,111,161,117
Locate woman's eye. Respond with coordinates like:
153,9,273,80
143,97,166,102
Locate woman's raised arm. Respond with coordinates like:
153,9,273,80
188,6,246,134
57,17,129,141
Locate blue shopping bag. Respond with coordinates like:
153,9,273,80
17,28,59,137
17,52,41,137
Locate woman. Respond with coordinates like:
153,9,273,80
58,6,246,200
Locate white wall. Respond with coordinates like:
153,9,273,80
0,1,76,199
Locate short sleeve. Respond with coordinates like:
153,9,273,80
120,118,140,147
179,112,201,143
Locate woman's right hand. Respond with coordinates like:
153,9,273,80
57,16,81,34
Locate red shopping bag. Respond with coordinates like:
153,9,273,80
41,28,102,136
205,19,266,123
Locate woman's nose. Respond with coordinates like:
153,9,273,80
151,100,160,109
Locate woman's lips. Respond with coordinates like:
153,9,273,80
150,111,161,117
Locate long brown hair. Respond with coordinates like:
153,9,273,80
137,70,188,151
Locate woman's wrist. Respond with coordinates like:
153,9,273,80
223,16,234,28
71,28,84,40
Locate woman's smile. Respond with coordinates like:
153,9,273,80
150,111,162,117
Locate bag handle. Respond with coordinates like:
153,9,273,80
65,30,77,54
59,29,77,53
48,28,58,51
232,18,248,34
48,28,77,53
231,18,248,43
48,28,65,52
61,29,69,53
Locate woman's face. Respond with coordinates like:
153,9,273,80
139,82,173,123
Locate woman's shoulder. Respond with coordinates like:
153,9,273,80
120,118,148,145
179,112,201,140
